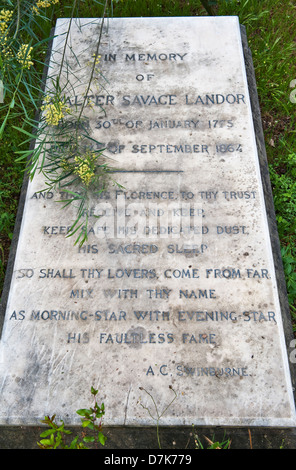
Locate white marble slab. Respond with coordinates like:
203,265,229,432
0,17,295,427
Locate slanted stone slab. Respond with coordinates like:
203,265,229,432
0,16,295,428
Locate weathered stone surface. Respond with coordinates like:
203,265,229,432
0,17,295,429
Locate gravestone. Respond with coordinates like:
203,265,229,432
0,16,296,432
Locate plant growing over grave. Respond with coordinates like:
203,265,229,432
29,0,119,245
193,431,232,449
37,386,107,449
138,385,177,449
1,0,122,247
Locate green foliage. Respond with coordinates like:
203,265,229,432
192,424,231,449
269,158,296,241
194,434,231,449
37,415,86,449
37,386,106,449
0,1,53,136
112,0,205,17
1,0,123,246
281,245,296,308
269,146,296,307
217,0,269,26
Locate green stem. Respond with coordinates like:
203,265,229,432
76,0,109,126
139,386,177,450
13,0,21,40
156,420,161,449
57,0,79,85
